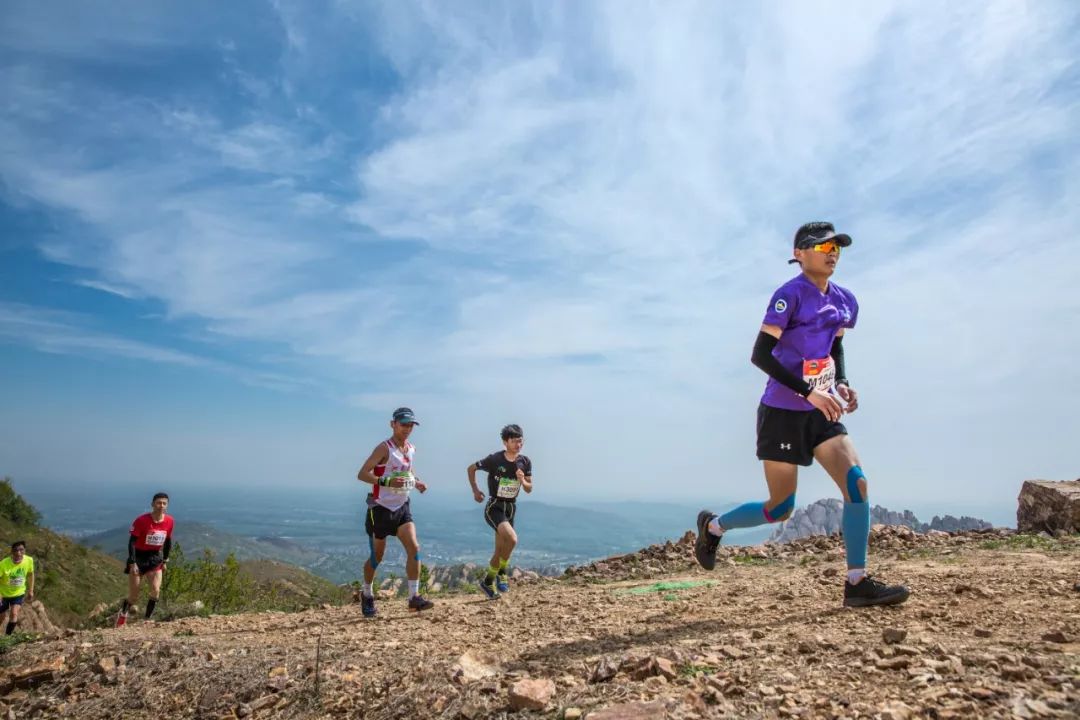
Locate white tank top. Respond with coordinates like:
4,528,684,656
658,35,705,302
370,439,415,511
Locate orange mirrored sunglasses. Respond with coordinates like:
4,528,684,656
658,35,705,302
809,240,843,254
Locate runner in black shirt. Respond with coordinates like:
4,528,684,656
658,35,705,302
467,424,532,598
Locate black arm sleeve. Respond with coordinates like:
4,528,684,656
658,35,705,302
127,535,137,565
751,331,812,397
830,334,847,386
162,536,172,562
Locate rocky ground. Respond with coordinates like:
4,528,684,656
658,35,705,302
1,527,1077,719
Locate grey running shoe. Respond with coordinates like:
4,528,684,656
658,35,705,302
408,595,434,612
360,593,377,618
843,576,910,607
695,510,722,571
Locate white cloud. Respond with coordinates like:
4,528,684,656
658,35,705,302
0,303,311,392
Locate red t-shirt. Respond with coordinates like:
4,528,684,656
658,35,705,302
130,513,175,552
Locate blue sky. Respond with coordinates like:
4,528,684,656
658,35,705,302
1,1,1078,522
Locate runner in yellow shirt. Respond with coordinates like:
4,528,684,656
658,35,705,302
0,541,34,635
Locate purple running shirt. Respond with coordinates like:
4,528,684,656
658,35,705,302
760,273,859,411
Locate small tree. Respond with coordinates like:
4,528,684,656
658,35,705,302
0,478,41,526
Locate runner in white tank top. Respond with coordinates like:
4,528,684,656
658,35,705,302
355,407,434,616
370,438,415,512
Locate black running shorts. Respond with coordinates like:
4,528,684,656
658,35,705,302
125,549,165,575
756,402,847,467
484,498,516,532
365,499,413,539
0,595,25,612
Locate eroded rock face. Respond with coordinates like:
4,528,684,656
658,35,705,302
769,499,992,543
8,600,59,636
1017,480,1080,534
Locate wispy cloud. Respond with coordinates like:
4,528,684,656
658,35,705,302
0,303,311,392
72,279,140,300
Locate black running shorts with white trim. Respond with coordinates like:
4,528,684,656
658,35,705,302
484,498,516,532
756,402,847,467
365,499,414,539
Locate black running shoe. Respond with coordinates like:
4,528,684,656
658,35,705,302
695,509,722,571
478,575,499,600
408,595,434,612
843,576,911,608
361,592,377,618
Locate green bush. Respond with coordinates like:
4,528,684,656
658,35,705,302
160,545,258,614
0,477,41,526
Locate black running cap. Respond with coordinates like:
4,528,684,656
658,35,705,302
392,407,419,425
788,222,852,264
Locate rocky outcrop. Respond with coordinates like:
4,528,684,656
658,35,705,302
769,499,992,543
1017,479,1080,534
6,600,60,636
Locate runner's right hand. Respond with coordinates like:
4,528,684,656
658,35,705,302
807,388,844,422
472,488,485,503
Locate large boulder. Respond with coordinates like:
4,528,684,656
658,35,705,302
1017,480,1080,534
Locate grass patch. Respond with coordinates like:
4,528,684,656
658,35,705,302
980,534,1072,552
0,633,37,655
679,662,718,678
733,555,771,565
616,580,717,596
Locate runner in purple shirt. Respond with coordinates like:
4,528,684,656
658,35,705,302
693,222,910,608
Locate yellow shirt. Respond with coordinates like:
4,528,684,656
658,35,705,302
0,555,33,598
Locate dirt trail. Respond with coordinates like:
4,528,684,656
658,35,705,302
2,528,1077,719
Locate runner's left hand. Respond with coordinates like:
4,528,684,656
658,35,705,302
516,468,525,481
836,383,859,413
26,593,33,603
416,480,427,493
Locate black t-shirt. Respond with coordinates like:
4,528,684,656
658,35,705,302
476,451,532,503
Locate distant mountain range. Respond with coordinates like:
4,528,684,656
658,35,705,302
769,498,993,543
81,521,322,566
77,501,768,584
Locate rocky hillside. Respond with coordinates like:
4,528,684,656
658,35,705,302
769,498,992,543
0,480,127,628
80,523,323,569
2,526,1077,719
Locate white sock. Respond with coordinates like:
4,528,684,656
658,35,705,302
847,569,866,584
362,582,373,597
707,518,724,537
408,579,419,597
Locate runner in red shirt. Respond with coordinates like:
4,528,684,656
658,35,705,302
116,493,174,627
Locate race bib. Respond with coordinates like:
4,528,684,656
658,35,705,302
496,477,520,499
145,530,168,546
7,576,24,587
385,471,416,495
802,357,836,393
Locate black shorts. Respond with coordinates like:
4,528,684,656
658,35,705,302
0,595,25,612
125,549,165,575
484,499,517,532
365,499,413,539
756,403,847,467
